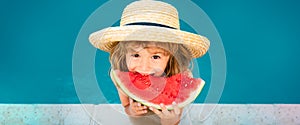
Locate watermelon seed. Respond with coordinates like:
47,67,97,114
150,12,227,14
184,84,188,87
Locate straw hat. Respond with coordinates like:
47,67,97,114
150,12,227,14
89,0,210,58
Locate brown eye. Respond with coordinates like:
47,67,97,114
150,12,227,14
152,55,161,59
132,54,140,57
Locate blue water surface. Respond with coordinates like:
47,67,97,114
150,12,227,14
0,0,300,104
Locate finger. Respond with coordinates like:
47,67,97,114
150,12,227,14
132,102,146,110
129,98,133,105
172,102,180,115
136,105,148,110
133,102,142,108
131,106,147,115
130,101,138,107
137,102,141,107
142,105,148,110
160,103,170,116
149,106,163,117
135,109,148,115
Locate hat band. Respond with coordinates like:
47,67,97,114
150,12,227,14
125,22,177,29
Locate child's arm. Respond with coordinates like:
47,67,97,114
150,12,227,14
115,86,148,116
111,72,148,116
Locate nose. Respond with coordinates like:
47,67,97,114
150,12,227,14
136,57,152,74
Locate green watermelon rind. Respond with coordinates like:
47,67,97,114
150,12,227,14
111,70,205,110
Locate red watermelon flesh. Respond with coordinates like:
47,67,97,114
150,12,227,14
111,70,205,109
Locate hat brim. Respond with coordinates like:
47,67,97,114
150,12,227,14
89,25,210,58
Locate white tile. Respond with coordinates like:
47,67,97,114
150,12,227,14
0,104,299,125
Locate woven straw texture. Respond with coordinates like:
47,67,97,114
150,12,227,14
89,0,210,58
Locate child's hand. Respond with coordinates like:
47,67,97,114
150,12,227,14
125,98,148,116
149,102,182,125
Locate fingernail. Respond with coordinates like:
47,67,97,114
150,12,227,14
144,110,147,113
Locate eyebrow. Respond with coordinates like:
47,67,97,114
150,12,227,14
149,50,165,54
127,46,170,55
146,48,170,55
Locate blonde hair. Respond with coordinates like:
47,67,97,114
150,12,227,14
110,41,192,77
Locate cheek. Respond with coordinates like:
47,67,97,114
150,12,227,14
125,56,136,71
161,56,169,68
125,56,131,69
154,57,170,74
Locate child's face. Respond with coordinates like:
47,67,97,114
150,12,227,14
126,43,170,76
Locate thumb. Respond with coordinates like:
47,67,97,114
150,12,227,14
129,98,133,104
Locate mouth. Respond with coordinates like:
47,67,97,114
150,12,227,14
149,73,155,76
133,71,155,76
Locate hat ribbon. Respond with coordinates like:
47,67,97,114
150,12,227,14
125,22,177,29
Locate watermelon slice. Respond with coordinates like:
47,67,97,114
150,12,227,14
111,70,205,109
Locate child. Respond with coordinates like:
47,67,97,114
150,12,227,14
89,1,210,125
